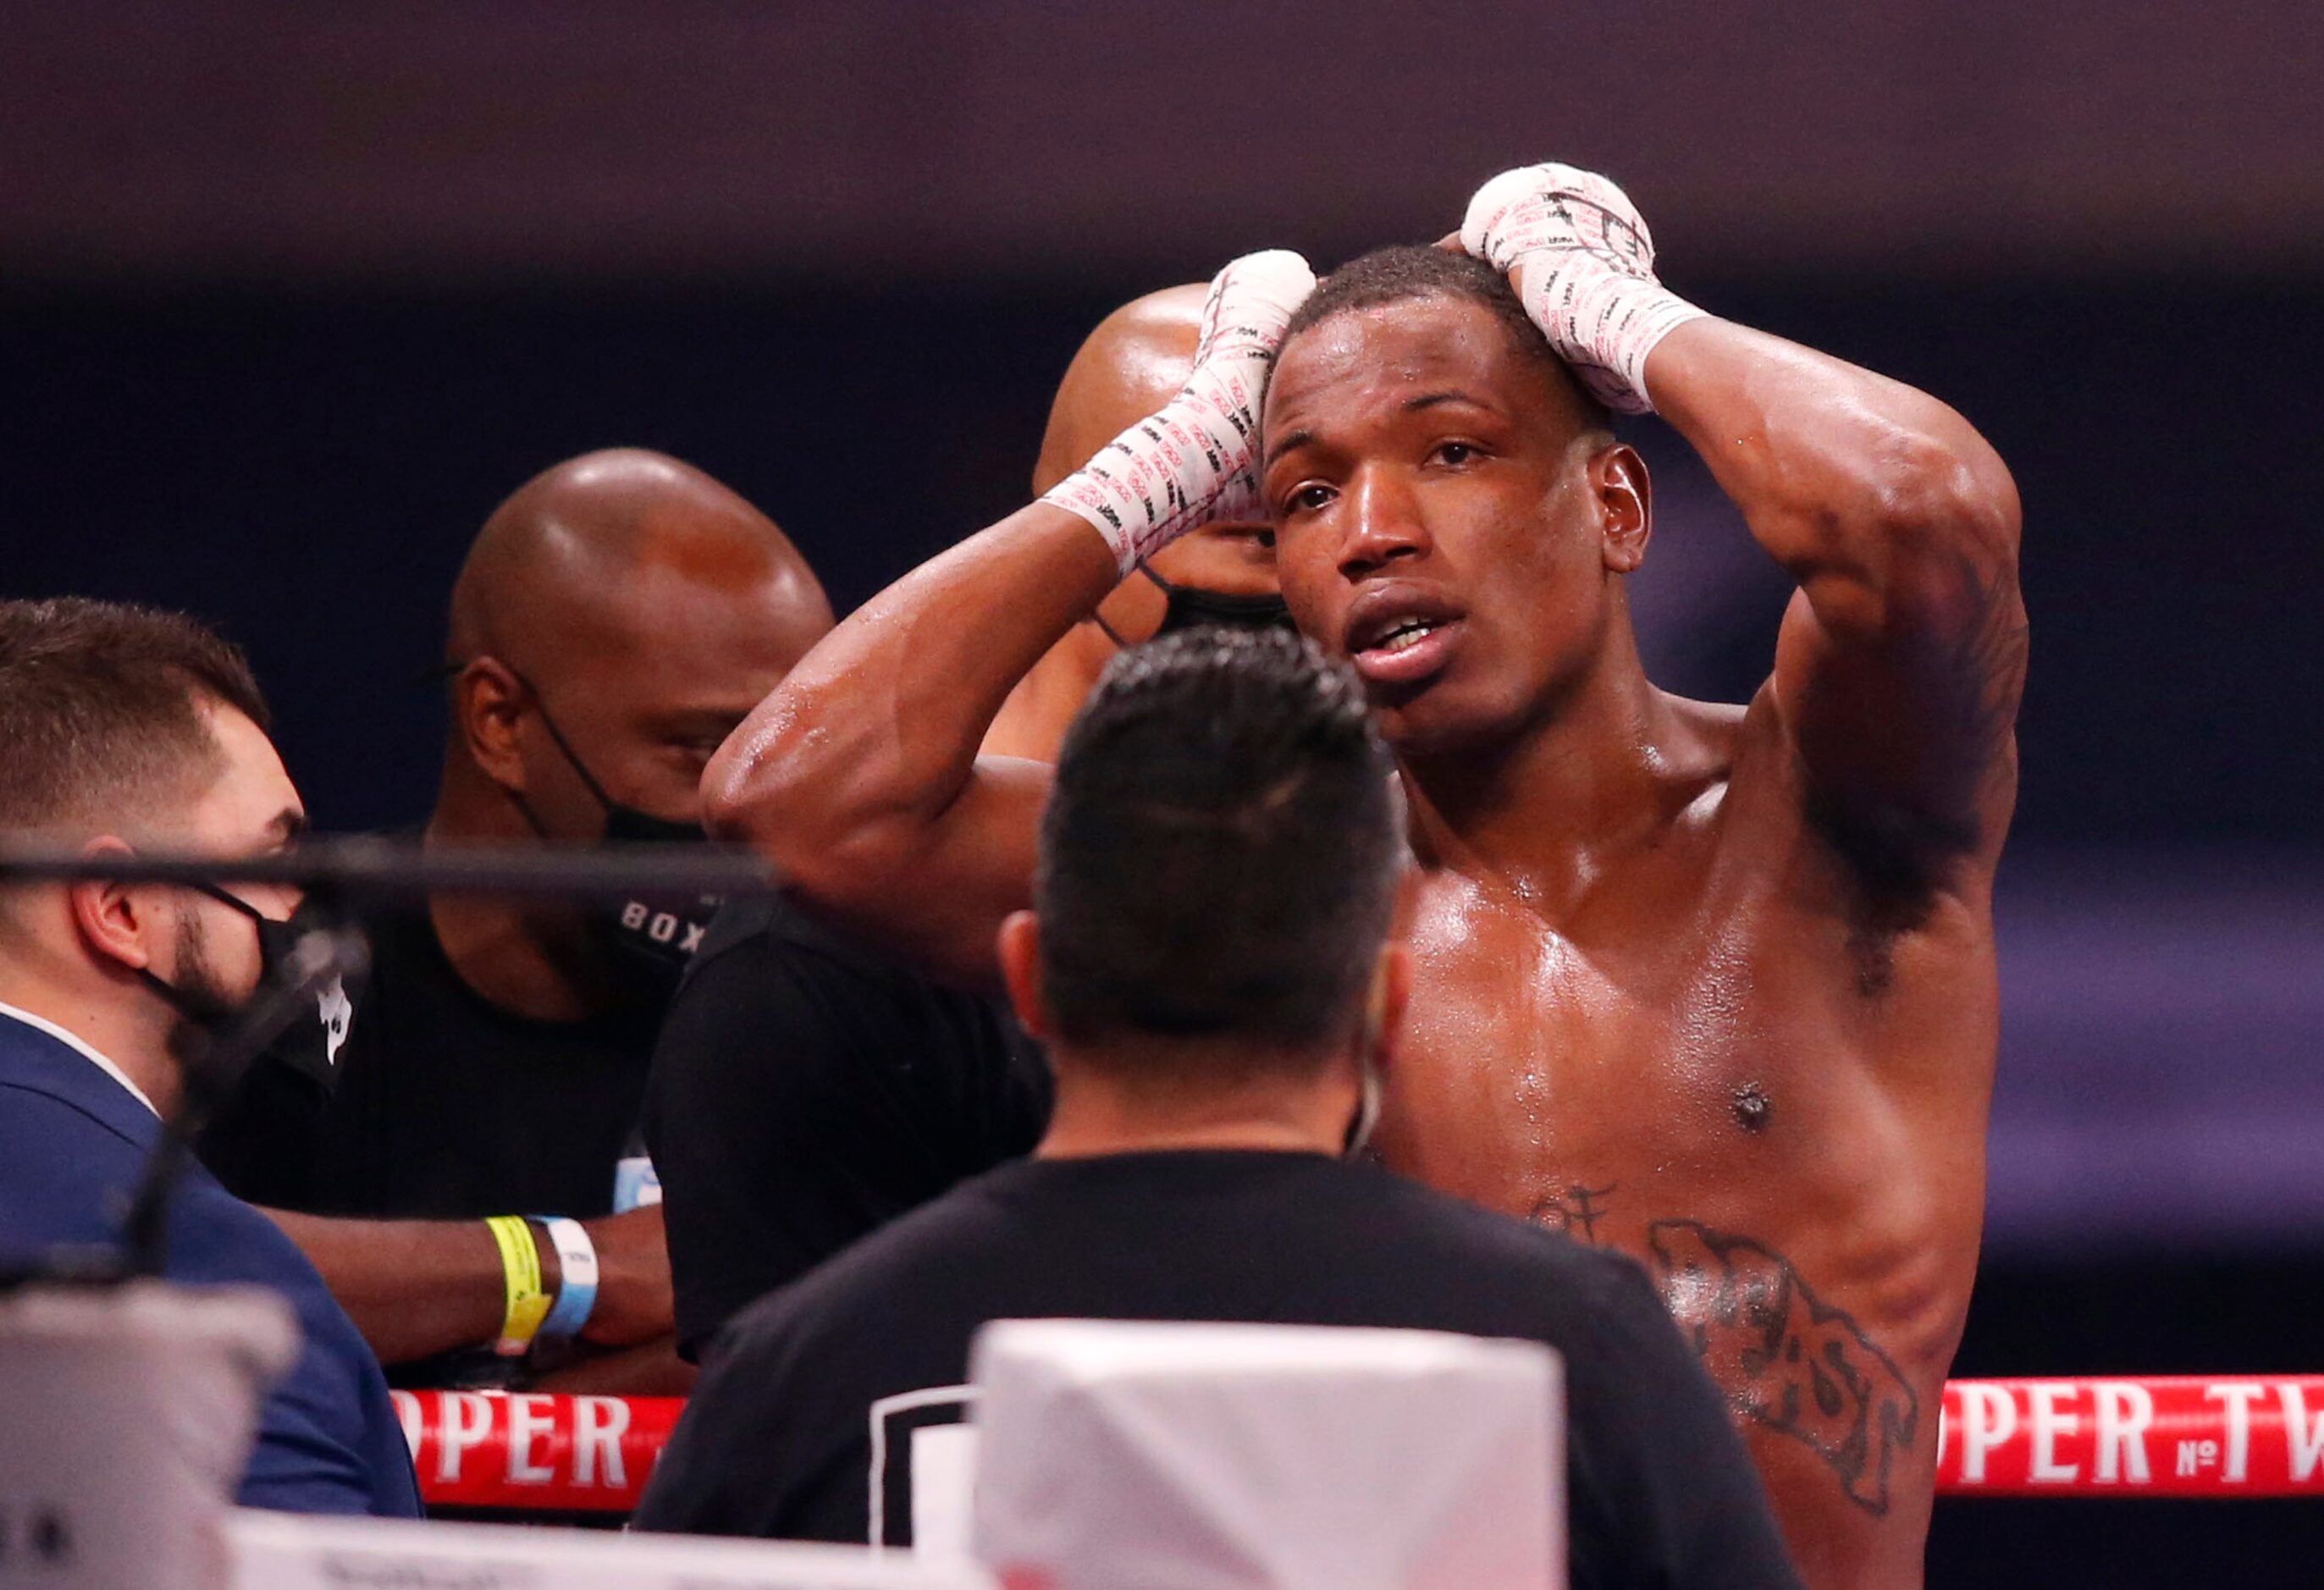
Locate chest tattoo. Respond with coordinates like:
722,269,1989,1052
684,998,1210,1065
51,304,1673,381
1528,1183,1618,1244
1648,1220,1919,1516
1527,1184,1921,1514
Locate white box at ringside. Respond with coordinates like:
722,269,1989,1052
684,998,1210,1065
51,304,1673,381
970,1318,1565,1590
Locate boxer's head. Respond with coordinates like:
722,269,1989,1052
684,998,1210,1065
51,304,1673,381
443,449,834,846
1035,286,1283,644
0,599,304,1076
1261,247,1650,757
1001,629,1407,1139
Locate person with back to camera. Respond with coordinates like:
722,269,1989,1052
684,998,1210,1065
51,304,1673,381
0,598,419,1516
646,285,1294,1362
704,163,2025,1587
637,626,1800,1590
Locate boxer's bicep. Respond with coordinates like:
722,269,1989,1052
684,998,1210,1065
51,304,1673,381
1653,315,2024,863
1771,553,2026,864
784,754,1048,997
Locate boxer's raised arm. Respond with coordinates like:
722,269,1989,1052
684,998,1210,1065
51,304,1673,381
1648,321,2023,863
704,252,1316,989
703,507,1113,990
1463,164,2023,866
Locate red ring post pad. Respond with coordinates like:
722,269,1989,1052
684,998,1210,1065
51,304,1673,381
1938,1378,2324,1497
395,1377,2324,1512
394,1389,683,1510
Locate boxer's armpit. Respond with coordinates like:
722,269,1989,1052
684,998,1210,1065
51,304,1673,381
1647,1218,1919,1518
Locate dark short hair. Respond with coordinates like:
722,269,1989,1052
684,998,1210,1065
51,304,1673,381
1036,627,1401,1057
1280,245,1609,430
0,598,271,833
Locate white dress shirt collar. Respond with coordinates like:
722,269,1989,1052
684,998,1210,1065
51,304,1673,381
0,999,161,1118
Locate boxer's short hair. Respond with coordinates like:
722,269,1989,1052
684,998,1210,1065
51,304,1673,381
1281,245,1610,428
1037,627,1399,1055
0,598,270,832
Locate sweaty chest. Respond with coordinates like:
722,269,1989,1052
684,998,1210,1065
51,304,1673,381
1374,870,1959,1528
1374,862,1859,1228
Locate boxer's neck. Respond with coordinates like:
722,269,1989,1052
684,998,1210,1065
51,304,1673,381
1398,640,1692,919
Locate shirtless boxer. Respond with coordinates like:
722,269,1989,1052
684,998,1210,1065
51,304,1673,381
707,165,2023,1588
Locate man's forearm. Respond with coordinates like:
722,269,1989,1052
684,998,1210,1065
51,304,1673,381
1645,318,2018,602
1462,163,2015,600
265,1209,552,1366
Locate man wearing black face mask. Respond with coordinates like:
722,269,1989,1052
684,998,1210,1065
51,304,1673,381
200,450,833,1393
491,665,724,993
137,880,353,1088
646,285,1291,1360
0,598,421,1518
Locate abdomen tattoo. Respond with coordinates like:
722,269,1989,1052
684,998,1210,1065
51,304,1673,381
1647,1220,1920,1516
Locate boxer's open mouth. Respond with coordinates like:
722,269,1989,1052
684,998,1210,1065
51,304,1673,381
1346,587,1466,688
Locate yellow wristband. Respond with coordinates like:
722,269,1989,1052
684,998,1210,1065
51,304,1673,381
486,1215,550,1357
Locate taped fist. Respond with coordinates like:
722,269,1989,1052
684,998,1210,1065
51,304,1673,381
1044,249,1316,571
1460,162,1706,415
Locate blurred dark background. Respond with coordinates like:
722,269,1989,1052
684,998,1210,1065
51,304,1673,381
5,3,2320,1579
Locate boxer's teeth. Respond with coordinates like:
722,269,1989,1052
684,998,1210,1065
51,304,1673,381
1383,624,1434,653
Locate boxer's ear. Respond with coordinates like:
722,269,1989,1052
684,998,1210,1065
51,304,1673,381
996,910,1052,1041
1591,443,1653,573
454,656,531,793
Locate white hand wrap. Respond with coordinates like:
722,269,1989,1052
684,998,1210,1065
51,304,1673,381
1042,249,1315,572
1460,163,1707,415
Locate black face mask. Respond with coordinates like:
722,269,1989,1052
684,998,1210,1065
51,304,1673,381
138,883,354,1081
135,881,293,1028
522,691,720,991
1096,563,1294,645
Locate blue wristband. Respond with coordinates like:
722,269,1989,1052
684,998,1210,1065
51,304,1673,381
532,1216,599,1342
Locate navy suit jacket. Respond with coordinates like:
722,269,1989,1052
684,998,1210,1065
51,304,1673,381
0,1011,422,1517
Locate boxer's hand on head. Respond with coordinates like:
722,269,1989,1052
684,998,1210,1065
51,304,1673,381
1044,249,1315,571
1459,163,1706,415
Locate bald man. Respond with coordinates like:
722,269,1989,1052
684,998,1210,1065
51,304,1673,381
986,284,1286,759
647,291,1289,1360
203,448,832,1392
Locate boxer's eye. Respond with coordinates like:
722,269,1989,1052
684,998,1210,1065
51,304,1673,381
1287,484,1334,515
1431,441,1478,467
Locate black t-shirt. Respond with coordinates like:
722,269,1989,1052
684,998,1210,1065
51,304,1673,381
632,1151,1801,1590
204,905,665,1220
643,895,1051,1361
